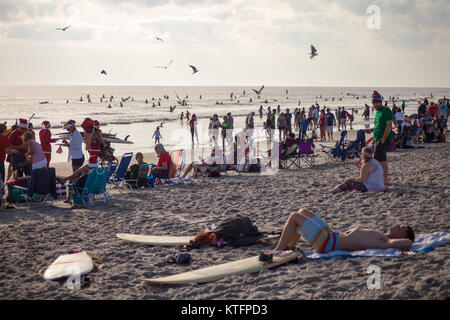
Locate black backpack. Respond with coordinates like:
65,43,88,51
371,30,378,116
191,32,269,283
215,216,263,247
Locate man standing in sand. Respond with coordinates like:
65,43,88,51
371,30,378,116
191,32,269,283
372,90,393,185
273,208,414,254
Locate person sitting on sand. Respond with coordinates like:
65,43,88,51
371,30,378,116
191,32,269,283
330,147,384,193
272,208,414,253
182,148,218,178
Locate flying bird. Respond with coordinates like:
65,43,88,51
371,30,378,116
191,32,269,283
155,36,164,42
252,85,265,95
309,45,318,59
155,59,174,69
189,65,199,74
56,26,71,31
101,70,107,75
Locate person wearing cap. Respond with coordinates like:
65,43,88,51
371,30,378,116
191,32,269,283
85,120,105,169
372,90,394,185
39,121,57,167
8,118,32,177
62,120,85,174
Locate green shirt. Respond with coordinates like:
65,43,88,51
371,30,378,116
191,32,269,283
221,121,231,135
373,106,394,143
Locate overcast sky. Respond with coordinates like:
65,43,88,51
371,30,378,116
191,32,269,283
0,0,449,87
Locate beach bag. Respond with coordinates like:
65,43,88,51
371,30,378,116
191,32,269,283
215,216,263,247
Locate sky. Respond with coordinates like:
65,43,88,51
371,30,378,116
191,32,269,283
0,0,449,87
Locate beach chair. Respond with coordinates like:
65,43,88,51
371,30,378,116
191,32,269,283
12,167,57,209
161,149,191,183
108,152,133,192
344,129,366,160
279,141,301,169
320,130,348,162
297,139,318,167
68,166,111,206
126,164,155,189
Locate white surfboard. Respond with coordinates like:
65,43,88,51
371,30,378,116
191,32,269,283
139,250,302,285
41,251,94,281
116,234,279,247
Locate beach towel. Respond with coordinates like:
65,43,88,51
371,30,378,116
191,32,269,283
304,232,450,261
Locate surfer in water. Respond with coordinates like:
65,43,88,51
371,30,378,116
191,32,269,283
272,208,414,253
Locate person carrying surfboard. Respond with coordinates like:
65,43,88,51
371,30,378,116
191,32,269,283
272,208,414,254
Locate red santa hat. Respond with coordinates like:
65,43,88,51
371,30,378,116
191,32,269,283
18,118,28,128
41,121,51,129
93,120,100,129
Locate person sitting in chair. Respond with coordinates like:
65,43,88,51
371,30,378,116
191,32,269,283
271,208,414,254
152,144,172,183
330,147,384,193
281,133,299,159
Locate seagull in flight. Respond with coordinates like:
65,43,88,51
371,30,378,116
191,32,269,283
252,85,265,95
189,65,199,74
155,59,174,69
309,45,318,59
155,36,164,42
101,70,107,75
56,26,71,31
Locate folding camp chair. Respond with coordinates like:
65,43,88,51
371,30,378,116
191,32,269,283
108,152,133,192
320,130,348,162
161,149,191,183
297,139,318,167
68,166,111,206
12,167,57,209
279,142,301,169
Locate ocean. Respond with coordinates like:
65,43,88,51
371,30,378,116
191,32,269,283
1,86,448,163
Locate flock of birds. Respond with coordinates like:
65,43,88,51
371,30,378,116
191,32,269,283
56,26,318,78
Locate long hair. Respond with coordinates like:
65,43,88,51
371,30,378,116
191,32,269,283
361,147,373,164
155,143,167,155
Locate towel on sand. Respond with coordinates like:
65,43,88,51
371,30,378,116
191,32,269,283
305,232,450,261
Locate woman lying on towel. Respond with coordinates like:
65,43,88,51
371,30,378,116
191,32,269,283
330,147,384,193
272,208,414,253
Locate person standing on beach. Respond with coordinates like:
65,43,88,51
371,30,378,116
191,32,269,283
0,124,18,185
277,113,287,142
439,100,448,130
336,107,342,131
153,127,162,144
259,106,263,119
285,109,292,135
325,108,336,141
189,114,199,145
372,90,394,185
39,121,57,167
318,110,327,142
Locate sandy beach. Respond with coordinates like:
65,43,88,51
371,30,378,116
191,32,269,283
0,130,449,300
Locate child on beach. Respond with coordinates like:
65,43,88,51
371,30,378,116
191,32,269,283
153,127,162,144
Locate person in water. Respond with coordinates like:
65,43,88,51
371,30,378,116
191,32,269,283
272,208,414,253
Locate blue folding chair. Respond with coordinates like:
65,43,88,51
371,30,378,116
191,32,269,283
108,152,133,192
69,166,111,206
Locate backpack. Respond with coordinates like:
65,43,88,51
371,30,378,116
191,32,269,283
215,216,263,247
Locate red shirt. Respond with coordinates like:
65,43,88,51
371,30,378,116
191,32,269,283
428,105,438,116
0,135,10,162
8,128,28,155
157,152,172,175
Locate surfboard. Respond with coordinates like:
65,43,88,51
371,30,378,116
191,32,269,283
55,132,134,144
116,234,279,246
41,251,94,280
139,250,302,285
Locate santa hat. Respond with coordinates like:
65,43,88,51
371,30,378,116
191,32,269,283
372,90,383,103
18,118,28,128
41,121,51,129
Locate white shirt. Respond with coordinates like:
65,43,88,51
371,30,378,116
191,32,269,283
395,112,404,122
69,129,84,160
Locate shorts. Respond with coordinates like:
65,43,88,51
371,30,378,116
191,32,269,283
72,156,85,167
340,118,347,124
153,169,169,179
374,140,389,162
299,218,339,253
326,126,334,133
32,159,48,171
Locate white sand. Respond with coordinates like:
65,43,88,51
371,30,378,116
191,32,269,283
0,132,449,300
